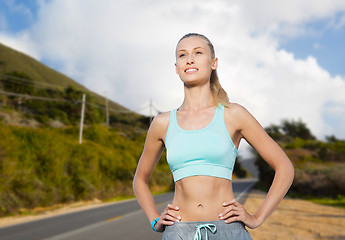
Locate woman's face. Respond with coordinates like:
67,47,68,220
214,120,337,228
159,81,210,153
175,36,218,86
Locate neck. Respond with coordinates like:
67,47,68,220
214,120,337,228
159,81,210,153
181,83,215,111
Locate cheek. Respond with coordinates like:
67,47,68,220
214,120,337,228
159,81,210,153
175,62,184,73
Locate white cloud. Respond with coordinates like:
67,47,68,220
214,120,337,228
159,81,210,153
239,0,345,37
1,0,345,151
0,31,40,59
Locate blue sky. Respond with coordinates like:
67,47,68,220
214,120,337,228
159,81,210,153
0,0,39,31
0,0,345,148
279,16,345,78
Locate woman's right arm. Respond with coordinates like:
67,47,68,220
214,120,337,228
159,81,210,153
133,114,180,232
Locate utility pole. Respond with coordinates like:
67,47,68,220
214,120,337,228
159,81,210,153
105,94,109,127
0,63,4,90
79,94,86,144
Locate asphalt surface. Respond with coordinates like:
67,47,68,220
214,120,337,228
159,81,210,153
0,178,257,240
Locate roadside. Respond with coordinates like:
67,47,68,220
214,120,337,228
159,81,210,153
244,190,345,240
0,198,136,228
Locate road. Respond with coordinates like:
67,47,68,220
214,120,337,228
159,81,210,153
0,178,257,240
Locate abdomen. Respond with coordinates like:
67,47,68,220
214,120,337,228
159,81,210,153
172,176,235,222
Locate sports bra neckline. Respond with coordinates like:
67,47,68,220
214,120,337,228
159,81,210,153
174,104,220,133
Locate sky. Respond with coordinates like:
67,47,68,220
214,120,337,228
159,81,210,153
0,0,345,157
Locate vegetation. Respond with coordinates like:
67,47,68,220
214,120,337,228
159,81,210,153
0,124,172,217
0,71,149,127
254,119,345,202
308,195,345,210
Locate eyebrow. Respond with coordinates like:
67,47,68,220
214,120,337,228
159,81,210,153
178,47,205,53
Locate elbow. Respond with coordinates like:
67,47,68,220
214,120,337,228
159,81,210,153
132,173,141,194
132,172,148,195
132,175,137,192
279,160,295,187
275,159,295,187
288,161,295,186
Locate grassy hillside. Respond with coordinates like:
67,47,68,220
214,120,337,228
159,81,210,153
0,123,172,217
0,42,148,128
0,42,85,90
254,119,345,199
0,42,130,116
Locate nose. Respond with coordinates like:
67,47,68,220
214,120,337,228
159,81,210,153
187,54,194,64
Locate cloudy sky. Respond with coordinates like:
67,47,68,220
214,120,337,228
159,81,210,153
1,0,345,156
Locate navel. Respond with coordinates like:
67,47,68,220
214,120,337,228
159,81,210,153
197,203,203,208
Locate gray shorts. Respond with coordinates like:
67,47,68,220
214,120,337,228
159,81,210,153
162,220,252,240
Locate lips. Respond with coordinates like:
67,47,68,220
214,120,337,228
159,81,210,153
184,68,198,73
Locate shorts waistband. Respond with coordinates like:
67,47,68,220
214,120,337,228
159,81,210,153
164,220,245,232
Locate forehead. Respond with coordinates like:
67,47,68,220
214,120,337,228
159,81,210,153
176,36,210,52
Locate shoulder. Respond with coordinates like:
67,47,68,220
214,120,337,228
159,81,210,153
151,111,171,128
224,102,247,114
224,102,252,120
147,110,172,140
224,102,258,130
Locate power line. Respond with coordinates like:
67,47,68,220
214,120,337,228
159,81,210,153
0,73,164,115
0,73,65,90
0,74,148,114
0,90,73,103
0,89,137,114
0,77,55,90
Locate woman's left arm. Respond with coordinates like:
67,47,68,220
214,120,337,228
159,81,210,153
221,103,294,229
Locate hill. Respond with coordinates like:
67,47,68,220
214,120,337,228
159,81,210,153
0,42,125,110
254,119,345,199
0,42,147,128
0,42,88,91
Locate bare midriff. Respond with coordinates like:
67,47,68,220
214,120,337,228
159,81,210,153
172,175,235,222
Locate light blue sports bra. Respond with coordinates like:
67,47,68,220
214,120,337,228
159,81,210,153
165,103,238,182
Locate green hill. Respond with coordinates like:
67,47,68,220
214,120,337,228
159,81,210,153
0,42,124,110
0,41,147,127
0,42,88,90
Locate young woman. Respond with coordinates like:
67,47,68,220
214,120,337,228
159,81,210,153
133,33,294,239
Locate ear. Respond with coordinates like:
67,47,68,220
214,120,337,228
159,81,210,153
175,63,178,74
211,57,218,70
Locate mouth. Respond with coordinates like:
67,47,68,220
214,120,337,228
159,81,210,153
184,68,198,73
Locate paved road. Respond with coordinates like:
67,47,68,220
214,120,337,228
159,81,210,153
0,178,257,240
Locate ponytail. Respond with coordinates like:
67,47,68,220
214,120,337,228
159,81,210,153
210,70,230,107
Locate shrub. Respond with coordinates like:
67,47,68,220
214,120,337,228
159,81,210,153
0,124,171,216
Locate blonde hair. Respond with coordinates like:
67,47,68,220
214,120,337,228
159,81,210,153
177,33,230,107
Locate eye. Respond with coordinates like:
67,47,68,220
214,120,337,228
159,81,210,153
196,51,202,54
179,53,186,58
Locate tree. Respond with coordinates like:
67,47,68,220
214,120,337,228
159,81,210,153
281,119,315,140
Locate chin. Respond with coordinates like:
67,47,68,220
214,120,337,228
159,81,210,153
181,76,208,85
182,80,204,88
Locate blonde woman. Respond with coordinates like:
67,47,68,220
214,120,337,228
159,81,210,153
133,33,294,239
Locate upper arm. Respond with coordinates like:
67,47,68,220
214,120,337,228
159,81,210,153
133,112,170,183
234,104,292,171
